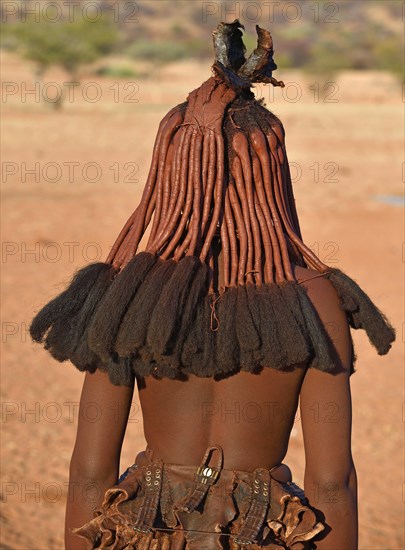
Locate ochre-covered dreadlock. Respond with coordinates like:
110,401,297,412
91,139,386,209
30,21,395,386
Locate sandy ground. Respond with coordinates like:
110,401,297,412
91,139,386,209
1,52,404,549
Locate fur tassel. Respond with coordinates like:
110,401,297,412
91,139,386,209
216,287,240,372
180,294,207,375
146,256,201,363
277,281,313,366
325,268,396,355
68,266,119,372
181,294,226,378
152,360,188,380
201,295,222,376
169,261,210,363
245,284,265,366
275,281,310,367
134,258,207,373
98,356,135,387
30,263,112,343
255,284,289,370
235,284,261,368
43,265,116,364
115,258,177,358
133,257,201,370
87,252,158,362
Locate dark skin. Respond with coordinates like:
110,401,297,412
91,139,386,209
66,258,358,549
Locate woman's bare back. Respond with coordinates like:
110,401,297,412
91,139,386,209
136,263,354,471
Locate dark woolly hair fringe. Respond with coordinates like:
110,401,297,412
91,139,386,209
43,264,116,363
179,293,228,378
201,295,221,376
114,258,177,358
99,356,135,387
29,250,395,386
30,263,113,344
146,256,202,363
235,284,261,368
170,261,210,361
216,287,240,373
67,266,119,372
254,284,289,369
120,260,209,375
325,268,396,355
179,293,207,375
87,252,158,363
269,283,310,368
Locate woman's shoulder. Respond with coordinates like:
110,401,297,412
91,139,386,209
292,264,344,312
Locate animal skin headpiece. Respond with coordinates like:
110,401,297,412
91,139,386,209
30,21,395,386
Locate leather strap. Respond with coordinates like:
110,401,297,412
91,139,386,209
297,271,331,285
132,458,164,533
174,445,223,513
232,468,271,545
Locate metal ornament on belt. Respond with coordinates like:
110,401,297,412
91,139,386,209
175,445,223,513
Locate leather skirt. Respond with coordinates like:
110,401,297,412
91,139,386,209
72,444,325,549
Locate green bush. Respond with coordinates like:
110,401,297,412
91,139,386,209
9,15,118,78
126,38,210,64
95,65,139,78
374,38,404,76
126,40,187,64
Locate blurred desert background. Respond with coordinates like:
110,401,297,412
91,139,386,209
1,1,404,548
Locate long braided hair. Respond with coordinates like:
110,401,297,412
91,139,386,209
30,21,395,385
